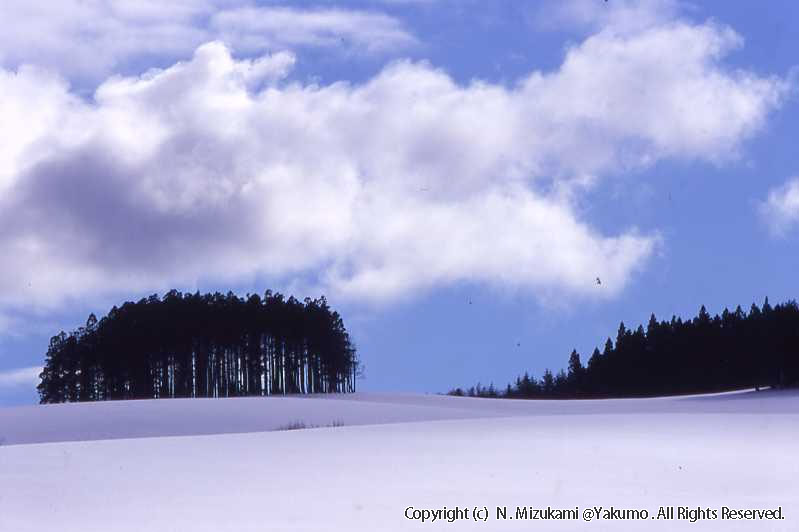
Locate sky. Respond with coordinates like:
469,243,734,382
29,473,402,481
1,0,798,405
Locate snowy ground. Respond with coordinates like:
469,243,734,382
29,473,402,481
1,390,797,531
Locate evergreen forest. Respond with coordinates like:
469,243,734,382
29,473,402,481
451,298,799,398
38,290,359,403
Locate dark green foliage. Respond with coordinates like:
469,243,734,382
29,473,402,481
37,290,359,403
566,349,584,394
451,298,799,399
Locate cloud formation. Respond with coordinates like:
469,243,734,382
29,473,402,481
0,10,789,312
211,7,417,54
0,1,415,83
760,178,799,236
535,0,682,34
0,366,42,389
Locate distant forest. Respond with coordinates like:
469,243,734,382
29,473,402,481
451,298,799,399
38,290,359,403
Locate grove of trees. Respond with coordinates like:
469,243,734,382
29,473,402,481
451,298,799,399
38,290,359,403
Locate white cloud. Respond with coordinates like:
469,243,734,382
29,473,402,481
0,0,211,82
531,21,783,166
211,7,418,54
0,11,789,310
760,178,799,236
0,366,42,388
0,1,415,83
533,0,683,34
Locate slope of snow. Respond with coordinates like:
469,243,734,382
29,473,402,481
1,390,797,531
2,388,795,446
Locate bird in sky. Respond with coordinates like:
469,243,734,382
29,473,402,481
596,277,602,285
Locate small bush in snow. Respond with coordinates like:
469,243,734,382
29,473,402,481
275,420,346,431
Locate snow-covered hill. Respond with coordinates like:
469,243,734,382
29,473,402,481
1,390,797,531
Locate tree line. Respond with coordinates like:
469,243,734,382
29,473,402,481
450,298,799,399
38,290,360,403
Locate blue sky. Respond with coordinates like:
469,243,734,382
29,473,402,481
1,0,798,404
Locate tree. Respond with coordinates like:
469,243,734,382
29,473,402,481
541,369,555,396
456,296,799,400
567,349,584,393
38,290,359,403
